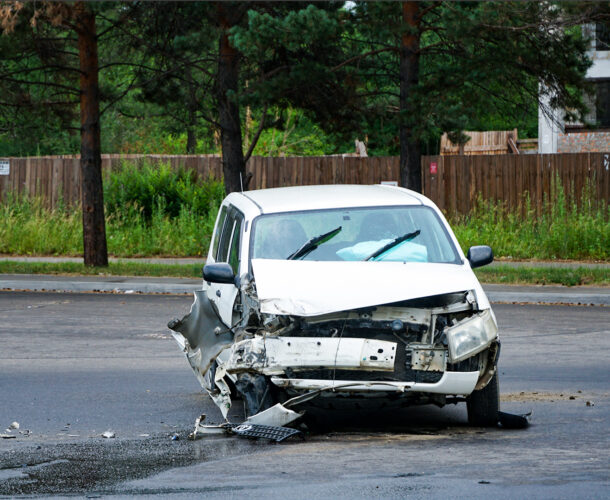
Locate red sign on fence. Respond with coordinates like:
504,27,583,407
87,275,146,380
430,162,438,175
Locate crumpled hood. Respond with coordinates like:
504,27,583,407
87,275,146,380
251,259,489,316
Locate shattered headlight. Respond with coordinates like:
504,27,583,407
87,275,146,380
446,309,498,363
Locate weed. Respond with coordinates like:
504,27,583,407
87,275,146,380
451,177,609,261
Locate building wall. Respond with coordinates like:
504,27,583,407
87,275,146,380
557,131,610,152
538,24,610,153
538,90,563,154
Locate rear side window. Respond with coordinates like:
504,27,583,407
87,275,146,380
228,217,243,274
216,218,234,263
215,206,244,273
211,206,228,259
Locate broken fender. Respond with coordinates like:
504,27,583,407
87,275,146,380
168,290,234,415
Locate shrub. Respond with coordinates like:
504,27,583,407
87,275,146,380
103,160,225,220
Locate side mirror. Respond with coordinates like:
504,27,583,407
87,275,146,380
203,262,235,284
467,245,493,269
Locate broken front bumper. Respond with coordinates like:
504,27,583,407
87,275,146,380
224,336,482,397
270,371,479,395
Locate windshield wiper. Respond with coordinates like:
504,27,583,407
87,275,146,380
287,226,342,260
363,229,421,261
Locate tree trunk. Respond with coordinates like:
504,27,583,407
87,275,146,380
185,66,197,154
186,127,196,154
77,3,108,267
399,1,422,193
217,4,245,194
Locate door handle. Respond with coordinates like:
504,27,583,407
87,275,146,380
216,290,221,297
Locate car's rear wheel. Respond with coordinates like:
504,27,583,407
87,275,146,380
467,371,499,427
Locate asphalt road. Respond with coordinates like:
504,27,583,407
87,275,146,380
0,291,608,498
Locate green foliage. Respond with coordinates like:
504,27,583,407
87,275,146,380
101,108,220,155
2,1,602,160
249,108,340,156
0,260,202,278
340,1,595,154
475,266,609,287
103,161,225,220
232,4,360,148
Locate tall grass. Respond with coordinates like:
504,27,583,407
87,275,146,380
451,178,609,261
106,202,218,256
0,161,224,257
0,165,607,260
0,195,82,255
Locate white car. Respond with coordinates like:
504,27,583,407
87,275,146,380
169,184,500,427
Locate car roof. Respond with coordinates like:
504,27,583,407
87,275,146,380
239,184,424,214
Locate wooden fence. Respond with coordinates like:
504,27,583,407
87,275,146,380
0,153,608,215
0,154,399,210
422,153,609,216
440,129,518,155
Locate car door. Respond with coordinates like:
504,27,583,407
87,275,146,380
207,205,244,327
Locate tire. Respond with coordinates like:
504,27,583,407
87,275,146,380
467,371,499,427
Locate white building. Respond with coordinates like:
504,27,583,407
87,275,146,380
539,23,610,153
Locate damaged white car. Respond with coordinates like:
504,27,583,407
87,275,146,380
169,184,500,429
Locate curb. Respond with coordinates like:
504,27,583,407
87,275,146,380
1,278,607,305
0,280,200,295
486,290,608,307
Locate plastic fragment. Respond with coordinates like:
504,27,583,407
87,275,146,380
229,423,303,442
101,431,116,439
497,410,532,429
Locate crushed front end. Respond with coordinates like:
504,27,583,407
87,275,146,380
225,289,500,411
169,281,500,420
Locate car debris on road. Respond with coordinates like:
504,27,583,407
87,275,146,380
189,414,303,443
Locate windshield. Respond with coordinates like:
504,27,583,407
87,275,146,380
251,206,461,264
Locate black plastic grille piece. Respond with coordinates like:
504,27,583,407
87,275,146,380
229,423,302,442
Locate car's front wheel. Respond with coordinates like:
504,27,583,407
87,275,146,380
466,371,499,426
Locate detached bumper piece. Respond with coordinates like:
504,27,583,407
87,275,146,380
230,423,303,442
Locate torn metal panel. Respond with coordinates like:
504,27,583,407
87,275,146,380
168,290,234,386
209,364,232,419
251,259,490,316
226,337,397,375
